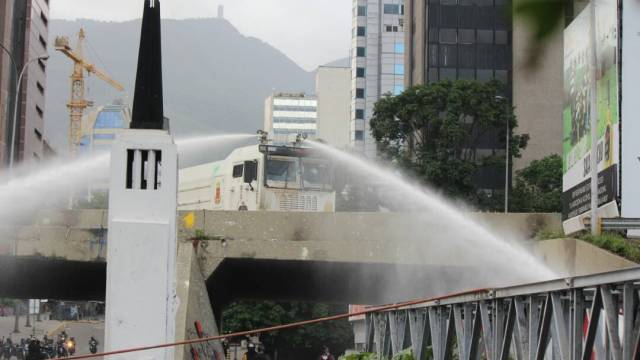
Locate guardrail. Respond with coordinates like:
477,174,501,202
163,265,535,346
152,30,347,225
583,217,640,233
363,267,640,360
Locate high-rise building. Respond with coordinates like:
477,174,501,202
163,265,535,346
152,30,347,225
316,66,351,148
264,93,318,144
0,0,50,168
351,0,406,157
404,0,564,172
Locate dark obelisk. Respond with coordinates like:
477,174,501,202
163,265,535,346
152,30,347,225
130,0,164,130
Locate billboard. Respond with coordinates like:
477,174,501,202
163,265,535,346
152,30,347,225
621,0,640,235
562,0,620,232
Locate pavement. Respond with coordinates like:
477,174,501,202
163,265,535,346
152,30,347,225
0,316,104,358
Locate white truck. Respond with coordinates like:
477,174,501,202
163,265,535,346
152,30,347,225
178,143,335,212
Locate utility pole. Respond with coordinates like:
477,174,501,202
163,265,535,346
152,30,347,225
13,301,20,333
588,0,600,235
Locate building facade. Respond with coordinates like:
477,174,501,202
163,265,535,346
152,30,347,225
79,101,132,155
0,0,50,169
316,66,351,148
351,0,405,157
264,93,317,144
404,0,564,172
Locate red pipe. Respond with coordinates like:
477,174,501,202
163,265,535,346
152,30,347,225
65,287,490,359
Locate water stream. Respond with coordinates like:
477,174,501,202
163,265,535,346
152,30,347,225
306,140,557,288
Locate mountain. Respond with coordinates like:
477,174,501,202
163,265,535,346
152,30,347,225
323,57,350,68
45,18,316,152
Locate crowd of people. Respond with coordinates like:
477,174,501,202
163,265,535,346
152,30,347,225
0,330,98,359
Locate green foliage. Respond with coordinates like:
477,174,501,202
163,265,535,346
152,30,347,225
370,79,527,209
510,154,562,212
579,232,640,263
339,353,378,360
223,301,354,360
391,348,415,360
535,228,566,240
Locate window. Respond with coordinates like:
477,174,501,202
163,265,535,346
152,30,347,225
38,59,46,71
36,82,44,94
95,110,125,128
384,4,400,14
477,30,493,44
357,47,366,57
357,26,366,36
439,29,457,44
428,44,439,66
355,130,364,141
38,35,46,48
35,105,43,118
459,29,475,44
301,158,332,190
394,64,404,75
357,5,367,16
477,69,494,82
441,5,458,27
266,157,299,188
459,45,476,67
439,68,457,80
34,128,42,140
356,88,365,98
495,30,508,45
459,68,476,79
40,11,48,27
356,67,366,77
355,109,364,119
232,164,244,178
394,85,404,95
394,43,405,54
439,45,457,68
428,68,439,82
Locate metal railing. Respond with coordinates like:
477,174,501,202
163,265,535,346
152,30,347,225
364,267,640,360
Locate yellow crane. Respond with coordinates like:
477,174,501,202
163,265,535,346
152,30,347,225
54,28,125,155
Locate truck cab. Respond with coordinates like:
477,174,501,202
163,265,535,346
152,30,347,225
178,143,335,212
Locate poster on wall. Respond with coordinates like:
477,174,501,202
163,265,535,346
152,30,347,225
562,0,620,233
621,0,640,236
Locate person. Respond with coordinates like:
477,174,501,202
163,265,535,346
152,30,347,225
242,342,259,360
89,336,99,354
318,345,335,360
26,338,43,360
256,344,271,360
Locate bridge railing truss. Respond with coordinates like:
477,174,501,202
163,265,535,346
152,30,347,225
363,267,640,360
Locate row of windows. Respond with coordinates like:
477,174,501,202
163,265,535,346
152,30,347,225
385,25,402,32
273,105,317,112
93,133,116,140
428,43,511,69
428,3,510,30
433,29,508,45
431,0,506,5
427,68,509,82
273,117,317,124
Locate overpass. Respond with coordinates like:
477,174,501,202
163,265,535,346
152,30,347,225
0,210,635,359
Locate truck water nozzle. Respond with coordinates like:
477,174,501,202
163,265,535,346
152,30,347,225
257,130,269,144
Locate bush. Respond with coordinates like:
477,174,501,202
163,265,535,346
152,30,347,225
579,232,640,263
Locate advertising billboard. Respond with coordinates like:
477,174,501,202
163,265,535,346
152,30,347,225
621,0,640,236
562,0,619,232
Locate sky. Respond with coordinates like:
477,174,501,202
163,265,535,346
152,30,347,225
49,0,352,71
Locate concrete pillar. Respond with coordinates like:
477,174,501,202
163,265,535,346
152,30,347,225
105,130,179,360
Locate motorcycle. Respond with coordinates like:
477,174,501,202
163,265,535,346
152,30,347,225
65,339,76,356
3,343,13,360
56,341,67,358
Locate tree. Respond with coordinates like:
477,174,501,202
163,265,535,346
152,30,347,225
510,154,562,212
370,79,528,209
222,301,354,360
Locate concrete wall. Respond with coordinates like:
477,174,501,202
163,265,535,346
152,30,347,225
511,3,564,170
534,238,637,277
316,66,351,148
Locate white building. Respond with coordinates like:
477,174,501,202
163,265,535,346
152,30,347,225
316,66,351,148
264,93,318,144
351,0,405,157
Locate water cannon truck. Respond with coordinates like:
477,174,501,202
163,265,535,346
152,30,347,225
178,142,336,212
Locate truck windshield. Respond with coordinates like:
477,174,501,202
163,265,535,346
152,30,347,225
301,158,332,190
266,157,299,189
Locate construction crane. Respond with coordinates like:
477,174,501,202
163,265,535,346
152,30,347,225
55,28,125,155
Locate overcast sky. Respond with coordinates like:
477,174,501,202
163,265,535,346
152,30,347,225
50,0,352,71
